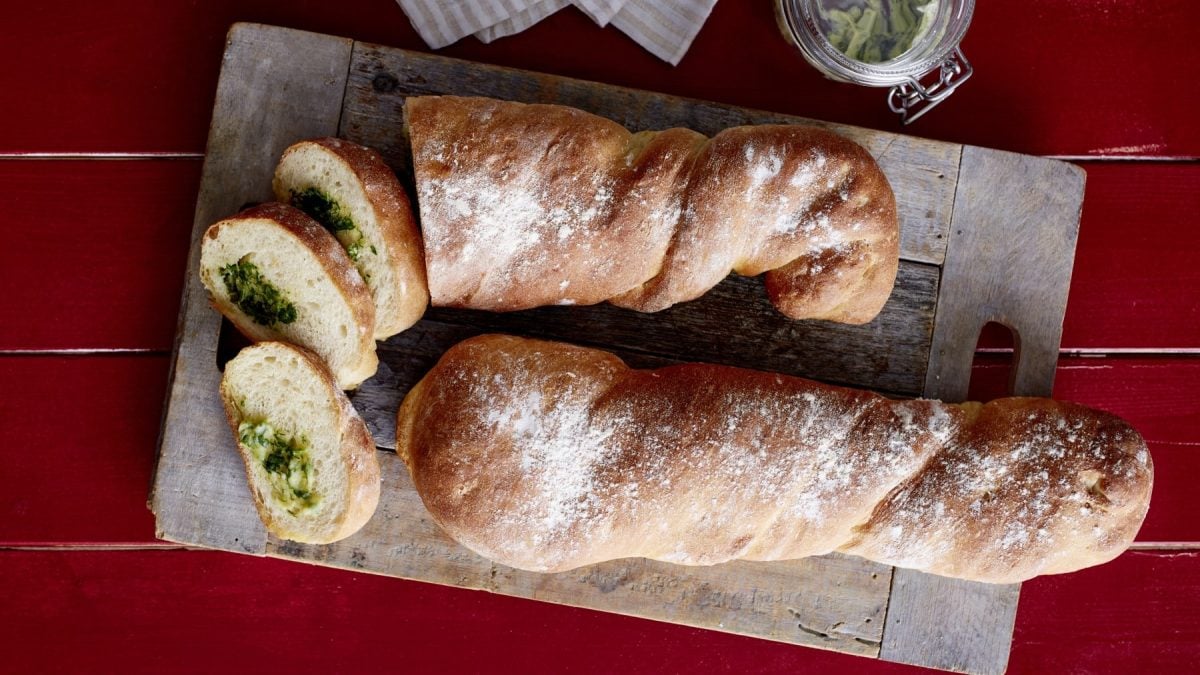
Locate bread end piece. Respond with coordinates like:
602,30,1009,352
199,202,378,389
273,138,429,339
220,341,381,544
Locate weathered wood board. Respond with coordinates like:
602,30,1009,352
152,23,1085,675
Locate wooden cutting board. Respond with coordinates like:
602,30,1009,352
151,22,1084,675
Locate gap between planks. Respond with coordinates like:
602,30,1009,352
0,544,188,551
0,348,168,356
0,153,204,160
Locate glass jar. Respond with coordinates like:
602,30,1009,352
775,0,975,124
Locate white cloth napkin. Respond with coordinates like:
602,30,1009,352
397,0,718,65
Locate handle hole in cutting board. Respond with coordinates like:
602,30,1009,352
967,321,1016,401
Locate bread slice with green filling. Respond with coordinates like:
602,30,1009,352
273,137,429,339
199,202,378,390
220,341,381,544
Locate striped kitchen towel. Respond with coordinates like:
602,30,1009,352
397,0,719,65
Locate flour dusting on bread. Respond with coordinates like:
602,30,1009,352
396,334,1153,583
405,96,899,324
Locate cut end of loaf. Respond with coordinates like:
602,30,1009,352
198,203,379,390
220,341,381,544
273,137,429,340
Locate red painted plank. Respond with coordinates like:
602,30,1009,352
1012,549,1200,672
0,160,199,351
2,1,1196,156
0,0,414,154
1064,163,1200,348
1,548,1195,673
0,356,165,545
2,355,1194,546
976,162,1200,350
965,357,1200,446
0,548,923,674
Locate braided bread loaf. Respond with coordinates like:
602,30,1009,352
405,96,899,324
396,335,1153,584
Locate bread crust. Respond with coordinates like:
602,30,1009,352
405,95,898,324
275,138,429,339
220,342,381,544
396,334,1153,583
199,202,378,389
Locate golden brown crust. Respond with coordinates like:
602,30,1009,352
293,341,381,542
291,138,429,338
837,397,1152,581
219,342,380,544
405,95,898,323
395,334,1153,583
200,202,377,388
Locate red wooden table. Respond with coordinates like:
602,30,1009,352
3,1,1197,672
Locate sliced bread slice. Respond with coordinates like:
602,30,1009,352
273,137,429,339
199,202,378,390
220,341,381,544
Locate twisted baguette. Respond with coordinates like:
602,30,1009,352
405,96,899,324
396,334,1153,584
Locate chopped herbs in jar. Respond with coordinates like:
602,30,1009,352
238,420,319,515
219,258,298,327
818,0,938,64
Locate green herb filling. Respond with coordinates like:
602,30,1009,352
238,420,319,515
219,258,298,327
291,187,356,232
290,188,374,273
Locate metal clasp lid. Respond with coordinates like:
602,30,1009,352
887,47,973,125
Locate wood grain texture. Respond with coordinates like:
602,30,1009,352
3,1,1197,157
348,263,939,449
0,160,200,351
4,2,1196,673
0,0,415,153
924,148,1085,402
883,148,1084,674
267,450,893,656
151,24,354,555
341,42,958,266
883,576,1020,675
494,553,889,655
975,163,1200,351
0,549,929,674
1010,550,1200,673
